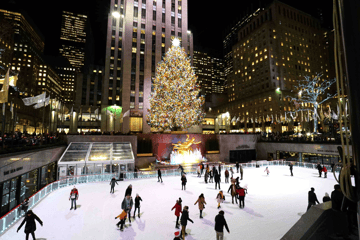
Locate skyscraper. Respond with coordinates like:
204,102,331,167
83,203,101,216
104,0,193,133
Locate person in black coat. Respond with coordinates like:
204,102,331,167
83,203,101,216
236,162,239,173
180,206,193,239
289,163,293,176
158,168,163,183
133,194,142,218
17,210,43,240
215,210,230,239
322,192,331,203
218,164,222,176
214,173,221,190
307,187,320,211
124,184,132,197
316,163,322,177
110,177,118,193
181,174,187,190
331,184,344,211
20,198,29,216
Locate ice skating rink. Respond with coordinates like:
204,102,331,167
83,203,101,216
2,166,339,240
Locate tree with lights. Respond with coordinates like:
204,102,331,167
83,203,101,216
147,38,205,131
287,74,337,133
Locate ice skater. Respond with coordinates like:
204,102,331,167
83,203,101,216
20,198,29,216
158,168,163,183
218,164,222,177
180,206,194,239
194,193,206,218
179,165,185,176
215,172,221,190
121,195,133,225
181,174,187,190
133,194,142,218
209,170,214,183
115,209,127,231
171,198,182,229
69,186,79,210
110,177,118,193
216,190,225,209
264,167,270,176
307,187,319,211
204,170,208,183
237,185,247,208
322,166,327,178
200,162,204,176
17,210,43,240
215,210,230,240
124,184,132,197
224,169,229,183
236,162,239,173
316,163,322,177
228,182,238,204
289,163,293,176
240,165,243,180
229,167,234,178
197,167,201,178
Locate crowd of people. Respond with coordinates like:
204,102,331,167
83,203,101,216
260,131,350,144
0,131,60,149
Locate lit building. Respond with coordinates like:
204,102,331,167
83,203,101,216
104,0,193,133
216,1,332,134
59,11,88,72
193,50,225,96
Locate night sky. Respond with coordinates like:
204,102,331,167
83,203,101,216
1,0,333,63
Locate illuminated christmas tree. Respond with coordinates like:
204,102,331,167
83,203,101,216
147,38,205,131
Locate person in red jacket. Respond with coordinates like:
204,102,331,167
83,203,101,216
171,198,182,229
322,166,327,178
69,186,79,210
236,185,247,209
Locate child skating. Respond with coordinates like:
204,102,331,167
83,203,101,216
216,190,225,209
264,167,270,176
115,209,127,231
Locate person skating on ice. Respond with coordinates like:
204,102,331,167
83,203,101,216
179,165,185,176
204,169,208,184
322,166,327,178
194,193,207,218
215,172,221,190
215,210,230,240
316,163,322,177
197,166,201,178
17,210,43,240
264,167,270,176
200,162,204,176
20,198,29,216
110,177,118,193
121,195,134,225
216,190,225,209
115,209,128,231
158,168,163,183
240,165,243,180
289,162,293,176
180,206,194,239
209,169,214,183
218,164,222,177
224,169,229,183
236,162,239,173
133,194,142,218
229,167,234,178
307,187,319,211
236,185,247,209
171,198,183,229
181,174,187,190
124,184,132,197
69,186,79,210
228,181,238,204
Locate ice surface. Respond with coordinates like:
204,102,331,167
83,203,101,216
2,166,339,240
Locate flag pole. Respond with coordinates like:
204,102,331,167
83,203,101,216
2,103,5,150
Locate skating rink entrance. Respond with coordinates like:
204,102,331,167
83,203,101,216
1,166,338,240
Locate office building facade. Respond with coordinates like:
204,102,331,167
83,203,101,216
104,0,193,133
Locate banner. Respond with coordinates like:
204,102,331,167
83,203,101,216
22,92,46,106
33,95,50,109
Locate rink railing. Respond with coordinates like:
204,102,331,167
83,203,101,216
0,160,337,235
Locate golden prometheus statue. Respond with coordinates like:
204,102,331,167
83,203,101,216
172,135,201,155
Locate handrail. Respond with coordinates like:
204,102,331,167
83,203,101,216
0,160,338,235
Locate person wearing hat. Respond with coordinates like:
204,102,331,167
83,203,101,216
133,193,142,218
323,192,331,202
17,210,43,240
307,187,319,211
180,206,193,239
215,210,230,240
69,186,79,210
174,231,181,240
110,177,118,194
